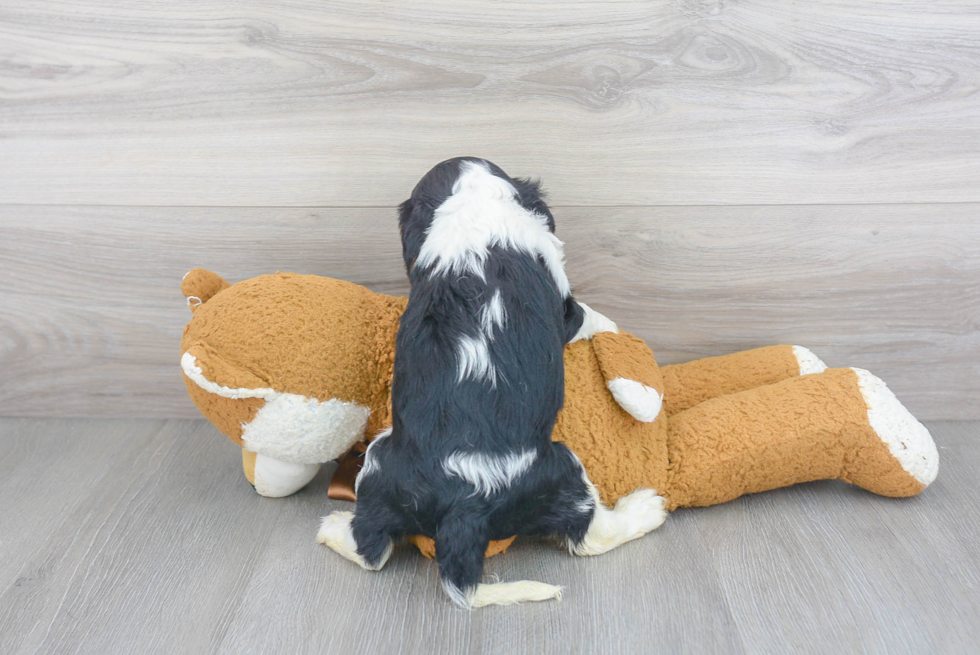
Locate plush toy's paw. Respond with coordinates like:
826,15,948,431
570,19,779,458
569,302,619,343
248,453,321,498
571,488,667,556
607,378,663,422
853,368,939,487
793,346,828,375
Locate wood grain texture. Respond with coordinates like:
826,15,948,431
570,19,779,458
1,1,978,206
0,418,976,654
696,421,980,654
216,497,745,655
0,419,285,654
1,204,976,420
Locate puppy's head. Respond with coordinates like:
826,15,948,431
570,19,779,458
397,157,553,273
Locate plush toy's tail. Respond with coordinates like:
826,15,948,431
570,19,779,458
181,268,231,312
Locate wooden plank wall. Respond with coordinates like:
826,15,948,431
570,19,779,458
1,1,978,419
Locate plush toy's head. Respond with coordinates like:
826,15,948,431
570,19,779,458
178,268,669,514
180,269,406,489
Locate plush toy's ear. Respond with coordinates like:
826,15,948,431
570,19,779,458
591,332,665,423
181,268,231,312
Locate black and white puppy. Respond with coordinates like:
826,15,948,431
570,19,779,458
318,157,666,608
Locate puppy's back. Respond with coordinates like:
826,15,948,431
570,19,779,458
394,158,573,455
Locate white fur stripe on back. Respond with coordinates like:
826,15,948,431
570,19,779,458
443,450,537,497
415,160,571,298
455,333,497,386
480,289,507,338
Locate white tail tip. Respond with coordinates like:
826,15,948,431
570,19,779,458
469,580,563,608
444,578,564,608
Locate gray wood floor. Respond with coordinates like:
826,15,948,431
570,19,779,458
1,418,977,655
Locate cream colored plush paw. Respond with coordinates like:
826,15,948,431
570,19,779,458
468,581,564,608
853,368,939,486
251,454,321,497
793,346,828,375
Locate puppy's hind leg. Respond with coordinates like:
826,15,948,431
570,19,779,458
570,487,667,556
317,507,397,571
318,462,402,571
318,510,384,570
435,514,562,609
541,444,667,557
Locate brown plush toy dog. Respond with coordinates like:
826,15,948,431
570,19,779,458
180,269,939,555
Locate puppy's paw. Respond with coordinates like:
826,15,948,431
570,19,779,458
317,510,353,543
613,488,668,537
572,488,668,557
317,511,366,565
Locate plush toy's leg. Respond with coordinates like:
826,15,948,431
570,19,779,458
242,448,321,498
660,345,827,416
663,368,938,509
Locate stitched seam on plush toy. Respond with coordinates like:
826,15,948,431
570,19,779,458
181,352,278,400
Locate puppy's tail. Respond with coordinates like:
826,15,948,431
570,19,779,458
436,514,562,609
466,580,564,608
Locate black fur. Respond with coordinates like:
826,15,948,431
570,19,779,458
353,157,593,603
